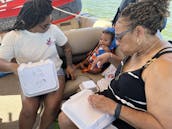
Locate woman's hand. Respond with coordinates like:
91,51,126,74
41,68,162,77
88,94,116,115
66,65,76,80
62,42,76,80
0,58,19,74
91,52,111,70
11,63,19,75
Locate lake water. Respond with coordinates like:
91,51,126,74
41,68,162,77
82,0,172,40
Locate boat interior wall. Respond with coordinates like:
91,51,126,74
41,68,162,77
57,18,80,31
93,20,112,28
57,17,97,31
57,16,112,32
79,17,98,28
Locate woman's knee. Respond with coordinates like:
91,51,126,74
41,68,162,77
43,93,62,116
44,76,65,111
21,98,40,117
58,75,65,92
21,105,39,118
58,112,78,129
58,112,71,126
44,91,63,111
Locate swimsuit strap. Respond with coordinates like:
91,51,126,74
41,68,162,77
143,47,172,69
152,47,172,59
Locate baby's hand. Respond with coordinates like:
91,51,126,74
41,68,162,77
75,62,86,69
91,53,110,70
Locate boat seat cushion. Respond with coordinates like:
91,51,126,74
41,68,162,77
0,27,105,99
57,18,80,31
63,69,103,99
0,69,102,99
57,27,104,56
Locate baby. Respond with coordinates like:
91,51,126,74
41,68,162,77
75,27,117,74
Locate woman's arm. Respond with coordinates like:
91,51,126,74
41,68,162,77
62,42,76,80
120,57,172,129
0,31,18,72
142,57,172,129
0,58,18,73
89,56,172,129
88,94,165,129
91,52,122,69
108,52,122,67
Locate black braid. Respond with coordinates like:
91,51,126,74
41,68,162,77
9,0,53,31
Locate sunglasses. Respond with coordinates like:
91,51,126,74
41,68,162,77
115,29,132,41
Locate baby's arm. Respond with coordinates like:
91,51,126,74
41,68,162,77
101,45,111,52
75,58,89,69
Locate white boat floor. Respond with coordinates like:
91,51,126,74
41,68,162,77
0,74,55,129
0,74,20,129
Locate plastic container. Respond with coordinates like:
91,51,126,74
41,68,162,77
17,59,59,97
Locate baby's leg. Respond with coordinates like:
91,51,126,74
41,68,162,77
75,59,88,69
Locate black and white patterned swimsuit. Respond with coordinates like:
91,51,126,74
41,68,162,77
100,47,172,129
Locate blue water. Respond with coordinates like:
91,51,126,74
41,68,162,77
82,0,172,40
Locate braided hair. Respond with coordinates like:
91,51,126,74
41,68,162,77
11,0,53,31
121,0,170,35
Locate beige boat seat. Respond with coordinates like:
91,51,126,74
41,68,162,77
0,26,124,99
57,18,80,31
59,26,123,98
56,16,112,31
0,27,104,99
61,27,104,98
57,16,97,31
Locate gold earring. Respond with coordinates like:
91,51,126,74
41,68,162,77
136,38,139,43
137,39,141,45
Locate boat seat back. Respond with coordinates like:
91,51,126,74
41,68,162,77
57,18,80,31
65,27,103,55
79,17,97,28
56,16,111,32
0,26,124,99
57,27,104,64
57,16,98,31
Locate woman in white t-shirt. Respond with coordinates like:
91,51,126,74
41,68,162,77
0,0,75,129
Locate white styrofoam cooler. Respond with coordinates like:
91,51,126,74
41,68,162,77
62,90,115,129
17,59,59,97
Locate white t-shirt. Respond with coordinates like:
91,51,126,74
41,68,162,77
0,24,67,70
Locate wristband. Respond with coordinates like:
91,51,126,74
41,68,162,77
114,103,122,119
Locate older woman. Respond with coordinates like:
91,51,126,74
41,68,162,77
58,0,172,129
